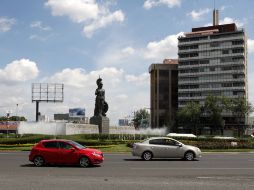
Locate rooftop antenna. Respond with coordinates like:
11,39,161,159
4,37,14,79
213,0,219,26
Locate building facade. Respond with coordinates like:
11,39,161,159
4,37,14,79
178,11,248,133
149,59,178,128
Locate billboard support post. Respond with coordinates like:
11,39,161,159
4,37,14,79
36,101,39,122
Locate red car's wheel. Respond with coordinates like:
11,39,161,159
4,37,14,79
33,156,45,167
79,156,90,167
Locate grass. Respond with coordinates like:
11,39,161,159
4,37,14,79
202,149,254,152
97,144,131,152
0,143,253,153
0,144,132,152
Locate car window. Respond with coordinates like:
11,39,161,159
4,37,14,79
43,141,58,148
68,141,86,149
58,142,73,150
164,139,178,146
149,139,165,145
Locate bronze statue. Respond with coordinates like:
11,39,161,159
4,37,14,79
94,77,108,117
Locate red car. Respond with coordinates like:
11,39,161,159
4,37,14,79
29,139,104,167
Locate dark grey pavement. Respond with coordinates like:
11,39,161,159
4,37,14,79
0,152,254,190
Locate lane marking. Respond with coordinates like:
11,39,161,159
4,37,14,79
197,176,254,180
0,152,27,155
131,168,254,170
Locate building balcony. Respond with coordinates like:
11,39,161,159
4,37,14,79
178,52,245,61
178,35,245,45
178,86,246,92
178,78,245,84
178,70,245,77
178,44,245,53
178,94,242,101
178,61,245,69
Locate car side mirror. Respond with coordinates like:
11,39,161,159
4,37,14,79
70,148,75,151
177,144,182,147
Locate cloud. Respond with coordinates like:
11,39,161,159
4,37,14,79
0,59,39,83
0,62,150,124
121,47,135,55
97,32,183,71
83,10,124,38
29,34,48,42
125,73,150,86
30,21,52,31
248,39,254,53
219,17,245,27
144,0,181,10
98,46,136,68
205,17,246,28
47,67,125,88
0,17,16,32
45,0,125,37
187,8,210,21
47,68,88,88
143,32,184,61
42,67,149,124
45,0,99,23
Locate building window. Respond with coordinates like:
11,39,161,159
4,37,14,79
232,48,244,53
232,40,244,45
222,50,229,54
210,42,220,47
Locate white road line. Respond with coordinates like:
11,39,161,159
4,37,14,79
131,168,254,170
197,176,254,180
0,152,27,155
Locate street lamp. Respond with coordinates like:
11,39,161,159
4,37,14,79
6,110,11,138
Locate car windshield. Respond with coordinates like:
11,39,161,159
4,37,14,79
68,141,86,149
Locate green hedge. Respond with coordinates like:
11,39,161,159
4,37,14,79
126,139,254,149
0,134,253,150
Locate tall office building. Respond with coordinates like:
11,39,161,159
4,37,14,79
178,10,247,127
149,59,178,128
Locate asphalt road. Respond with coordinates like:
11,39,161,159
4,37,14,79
0,152,254,190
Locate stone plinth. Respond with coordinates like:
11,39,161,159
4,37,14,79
90,116,109,134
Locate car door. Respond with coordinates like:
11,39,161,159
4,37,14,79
42,141,60,164
148,139,167,158
161,139,182,158
58,141,79,164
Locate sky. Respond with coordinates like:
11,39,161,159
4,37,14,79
0,0,254,125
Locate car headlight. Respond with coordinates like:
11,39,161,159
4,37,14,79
92,152,101,157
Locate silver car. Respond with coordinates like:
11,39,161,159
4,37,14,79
132,137,202,161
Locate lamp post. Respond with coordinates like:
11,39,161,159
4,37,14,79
6,111,10,138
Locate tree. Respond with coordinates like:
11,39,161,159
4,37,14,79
204,95,224,135
229,97,253,136
0,116,27,121
132,109,150,129
230,97,253,118
177,101,201,135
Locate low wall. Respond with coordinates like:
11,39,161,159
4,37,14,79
66,123,99,135
109,126,136,134
18,122,99,135
18,122,66,135
17,122,166,135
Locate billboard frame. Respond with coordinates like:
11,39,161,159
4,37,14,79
31,83,64,122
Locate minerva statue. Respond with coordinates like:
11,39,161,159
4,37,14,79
94,77,108,117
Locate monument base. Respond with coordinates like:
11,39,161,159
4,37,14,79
90,116,109,134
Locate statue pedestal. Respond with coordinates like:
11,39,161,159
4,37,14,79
90,116,109,134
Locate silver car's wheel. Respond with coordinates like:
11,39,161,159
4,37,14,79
79,157,90,167
33,156,44,167
184,151,195,161
142,151,153,161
